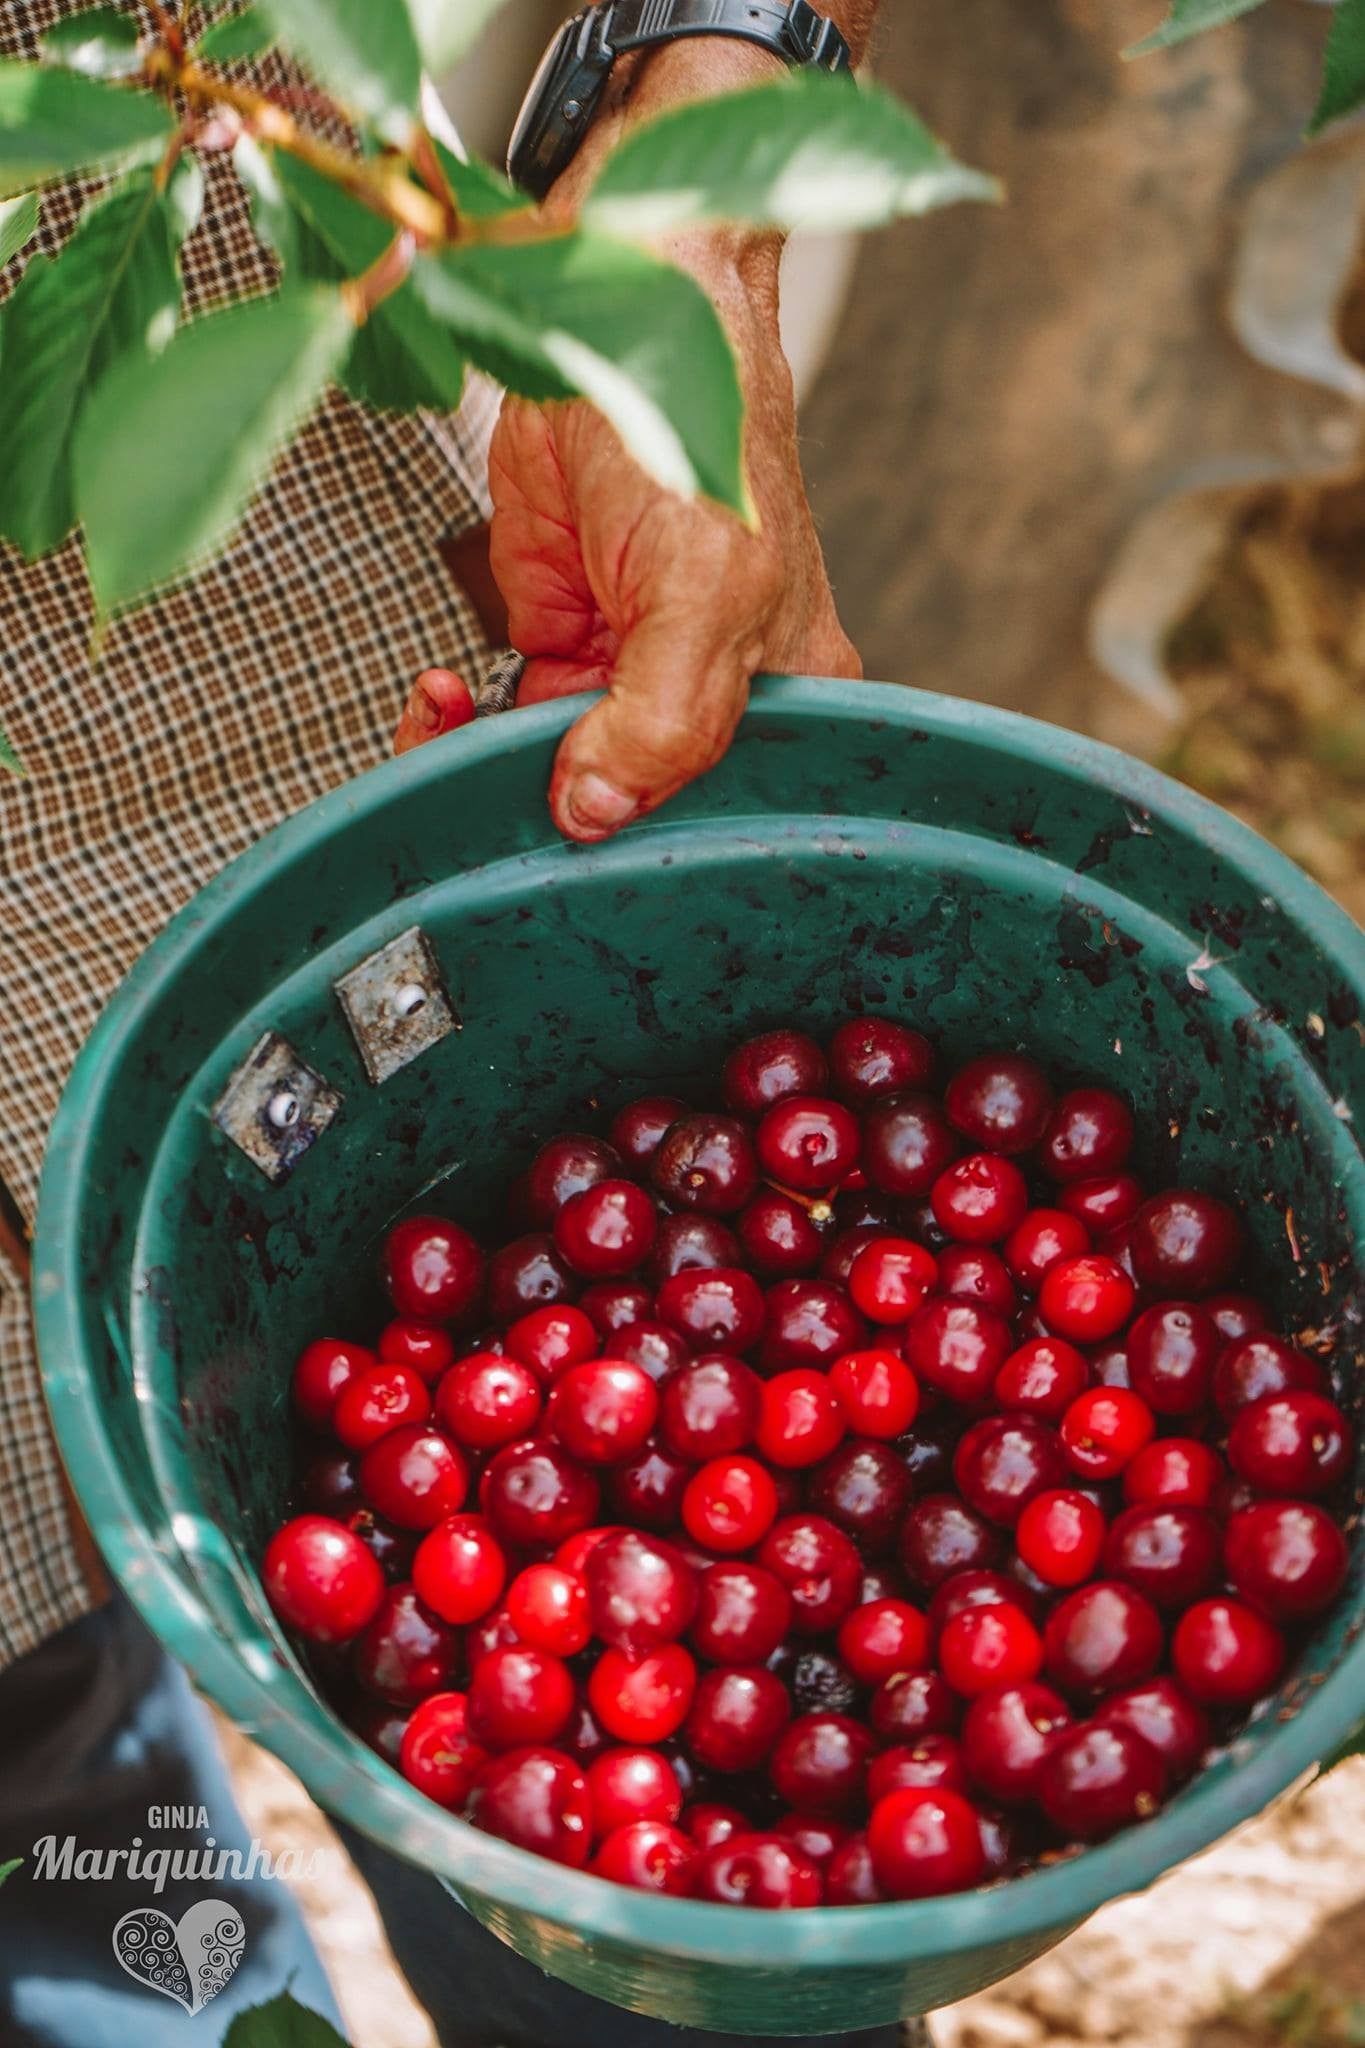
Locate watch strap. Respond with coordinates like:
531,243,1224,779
604,0,851,73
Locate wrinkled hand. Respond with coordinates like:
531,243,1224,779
395,230,859,843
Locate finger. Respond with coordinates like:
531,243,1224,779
548,608,757,842
393,668,477,754
516,655,611,706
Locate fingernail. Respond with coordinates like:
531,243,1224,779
403,682,441,734
566,773,638,833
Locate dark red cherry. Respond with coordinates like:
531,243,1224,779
578,1279,655,1336
1093,1677,1208,1788
757,1513,863,1635
609,1096,691,1174
1204,1292,1269,1345
944,1052,1054,1155
723,1028,829,1116
899,1495,1003,1592
648,1212,741,1284
994,1336,1089,1421
784,1645,863,1718
524,1133,623,1225
1172,1597,1286,1706
1043,1580,1164,1697
960,1682,1073,1804
1039,1088,1135,1183
932,1155,1031,1246
1228,1391,1352,1497
806,1438,912,1553
297,1448,363,1517
825,1831,884,1904
660,1354,763,1460
553,1179,657,1280
827,1018,935,1106
867,1734,969,1802
657,1267,767,1353
1102,1505,1220,1609
1058,1173,1144,1234
869,1668,959,1742
952,1415,1067,1528
1038,1723,1163,1840
760,1278,867,1373
770,1712,875,1816
480,1438,601,1547
608,1442,693,1532
350,1582,459,1705
1125,1301,1219,1417
1223,1500,1349,1620
756,1095,861,1193
689,1833,823,1907
736,1189,829,1276
383,1217,485,1325
1213,1334,1328,1420
691,1562,793,1664
684,1666,792,1773
862,1092,960,1197
468,1746,592,1866
1129,1189,1244,1297
609,1318,690,1383
894,1419,958,1493
935,1244,1019,1317
586,1530,700,1652
485,1234,578,1324
652,1114,759,1214
902,1299,1012,1405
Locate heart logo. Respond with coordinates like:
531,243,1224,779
112,1899,246,2015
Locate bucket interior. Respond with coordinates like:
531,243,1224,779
36,680,1365,2033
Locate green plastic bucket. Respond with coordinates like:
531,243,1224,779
34,677,1365,2034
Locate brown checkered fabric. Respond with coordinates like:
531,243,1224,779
0,1,500,1666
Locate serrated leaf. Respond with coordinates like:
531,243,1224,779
0,61,172,196
75,285,353,614
257,0,421,144
0,160,198,560
195,7,275,63
222,1993,349,2048
235,140,465,411
432,135,521,219
42,6,142,80
1309,0,1365,131
1125,0,1267,58
585,70,999,238
413,232,747,516
0,189,39,265
409,0,507,72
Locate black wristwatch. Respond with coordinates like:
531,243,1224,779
508,0,852,201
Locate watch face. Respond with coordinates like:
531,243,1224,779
508,13,606,197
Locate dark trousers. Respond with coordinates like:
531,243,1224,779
0,1599,917,2047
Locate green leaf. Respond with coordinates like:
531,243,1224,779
236,141,465,411
222,1993,350,2048
1124,0,1267,58
0,189,39,265
75,284,353,614
42,6,142,80
195,7,275,63
413,231,747,515
585,71,999,238
0,159,199,560
257,0,421,144
1309,0,1365,131
0,61,173,197
432,136,521,220
409,0,508,72
0,1852,25,1878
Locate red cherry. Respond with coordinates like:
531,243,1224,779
932,1155,1030,1246
682,1455,779,1553
1227,1391,1352,1498
867,1735,970,1802
691,1562,792,1664
648,1213,742,1284
836,1598,930,1684
553,1178,657,1280
994,1336,1088,1421
1043,1580,1164,1696
1102,1505,1220,1609
358,1426,468,1531
468,1747,592,1866
547,1358,659,1466
591,1820,695,1893
825,1831,885,1904
351,1583,459,1704
502,1305,599,1384
657,1267,767,1353
757,1514,863,1635
589,1645,697,1744
377,1319,456,1384
585,1529,699,1652
1016,1489,1106,1588
609,1095,691,1173
862,1092,960,1197
960,1682,1073,1804
609,1318,691,1383
806,1439,912,1554
1213,1334,1328,1420
479,1438,601,1548
485,1234,578,1325
608,1442,693,1532
828,1018,935,1107
826,1348,917,1438
683,1802,751,1849
902,1298,1012,1405
651,1114,759,1215
659,1354,762,1460
1002,1207,1090,1291
953,1415,1068,1527
723,1029,829,1116
1224,1500,1349,1620
292,1339,375,1430
435,1353,542,1451
690,1833,823,1907
1058,1173,1144,1234
756,1095,861,1193
1125,1302,1220,1417
760,1278,867,1373
770,1712,875,1815
1039,1088,1135,1182
847,1237,938,1324
736,1188,829,1277
1038,1723,1163,1841
263,1515,385,1644
1122,1437,1224,1509
333,1364,430,1451
1061,1387,1155,1479
928,1566,1036,1641
554,1523,623,1575
899,1495,1003,1592
1129,1189,1244,1297
943,1052,1054,1155
936,1244,1019,1317
1039,1255,1136,1343
1173,1597,1286,1706
684,1666,792,1773
939,1604,1043,1697
505,1564,590,1656
867,1787,984,1898
468,1643,575,1749
411,1513,506,1625
756,1369,847,1470
383,1215,484,1323
579,1280,656,1336
1094,1676,1208,1787
399,1691,488,1808
774,1814,852,1865
868,1668,959,1743
587,1747,683,1834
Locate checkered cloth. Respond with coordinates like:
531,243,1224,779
0,1,500,1667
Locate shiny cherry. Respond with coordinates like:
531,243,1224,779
608,1318,691,1383
867,1787,984,1898
608,1442,693,1532
586,1530,699,1652
591,1820,696,1893
758,1514,863,1635
378,1319,457,1384
961,1682,1073,1804
828,1018,935,1106
412,1514,507,1625
547,1359,659,1466
468,1747,592,1866
837,1598,930,1685
652,1114,759,1214
1061,1387,1155,1479
682,1455,779,1553
938,1603,1044,1697
899,1495,1003,1592
1093,1676,1208,1788
771,1713,874,1815
691,1562,793,1664
994,1336,1088,1421
1125,1301,1219,1417
684,1666,792,1774
830,1348,920,1438
1227,1391,1352,1498
902,1299,1012,1405
648,1212,741,1284
825,1831,885,1904
383,1216,485,1324
1223,1500,1349,1620
1102,1505,1219,1609
578,1280,654,1337
862,1092,960,1197
757,1095,861,1193
736,1189,828,1277
657,1267,766,1354
1039,1255,1136,1343
867,1735,969,1803
660,1355,762,1460
1039,1088,1135,1183
1129,1189,1244,1296
589,1644,698,1744
690,1833,822,1907
359,1426,468,1531
485,1234,577,1324
1015,1489,1106,1588
263,1515,385,1644
553,1179,657,1280
723,1028,829,1116
609,1096,691,1174
524,1133,623,1225
479,1438,600,1548
1043,1580,1164,1697
757,1370,847,1470
869,1669,959,1743
436,1352,542,1450
944,1052,1053,1155
1213,1333,1328,1419
468,1643,575,1749
807,1439,912,1553
1172,1597,1286,1706
1038,1723,1163,1840
932,1154,1030,1246
847,1237,938,1324
1122,1437,1224,1509
935,1244,1018,1317
953,1416,1067,1528
587,1747,683,1833
333,1363,430,1452
760,1278,867,1373
398,1690,487,1809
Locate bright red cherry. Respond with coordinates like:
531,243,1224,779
609,1095,691,1173
736,1188,829,1276
589,1644,698,1744
351,1583,459,1704
1043,1580,1164,1696
263,1515,385,1644
757,1514,863,1635
468,1643,575,1748
505,1563,590,1656
383,1216,484,1323
862,1092,960,1197
652,1114,758,1214
660,1354,762,1460
943,1052,1053,1155
837,1598,930,1684
333,1363,430,1451
586,1530,699,1652
1122,1437,1224,1509
690,1834,823,1907
1003,1207,1090,1292
756,1095,861,1193
591,1820,696,1893
828,1018,935,1107
435,1353,542,1451
1039,1088,1135,1183
939,1604,1043,1697
1172,1597,1286,1706
503,1304,599,1384
723,1029,829,1116
756,1369,847,1470
771,1712,875,1816
847,1237,938,1324
902,1298,1012,1405
546,1358,659,1466
293,1338,375,1431
760,1278,867,1373
359,1426,468,1531
994,1336,1088,1421
1016,1489,1106,1588
932,1154,1030,1246
553,1179,657,1280
1228,1391,1352,1498
657,1267,767,1353
412,1513,507,1625
1094,1677,1209,1788
479,1438,601,1548
398,1691,488,1809
1129,1189,1244,1297
1223,1500,1349,1620
1038,1723,1163,1841
683,1802,751,1850
682,1455,779,1553
1102,1505,1220,1609
961,1682,1073,1804
953,1416,1067,1527
683,1666,792,1773
691,1562,792,1664
378,1319,456,1383
1039,1255,1136,1343
587,1747,683,1834
468,1747,592,1866
867,1735,970,1803
829,1347,920,1438
1058,1173,1144,1234
1061,1387,1155,1479
867,1787,984,1898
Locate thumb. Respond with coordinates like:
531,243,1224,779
393,668,477,754
548,610,757,843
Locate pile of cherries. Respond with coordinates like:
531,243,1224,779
262,1021,1355,1908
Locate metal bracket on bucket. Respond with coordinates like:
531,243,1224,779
334,925,458,1086
211,1031,342,1182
